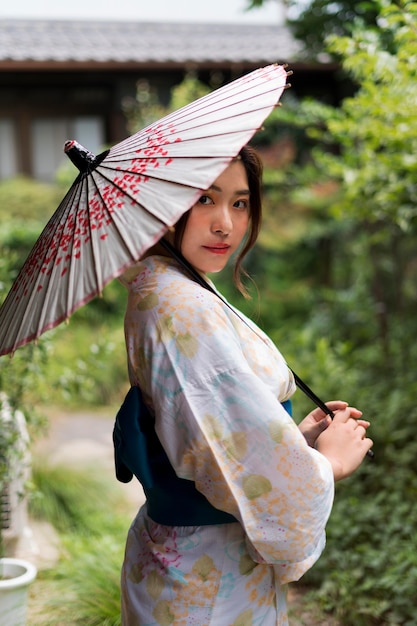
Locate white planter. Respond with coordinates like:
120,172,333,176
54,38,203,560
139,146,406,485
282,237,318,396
0,558,37,626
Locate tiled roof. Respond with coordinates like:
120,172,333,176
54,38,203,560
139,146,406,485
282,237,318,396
0,19,301,65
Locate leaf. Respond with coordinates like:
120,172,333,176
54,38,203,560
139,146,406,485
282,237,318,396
242,474,272,500
153,600,175,626
233,609,254,626
268,420,288,443
137,292,159,310
175,333,198,358
239,553,257,576
146,569,165,601
192,554,215,582
224,431,248,460
127,562,143,585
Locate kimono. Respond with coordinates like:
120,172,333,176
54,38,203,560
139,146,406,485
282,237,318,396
120,255,334,626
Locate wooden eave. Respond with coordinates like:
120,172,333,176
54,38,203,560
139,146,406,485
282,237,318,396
0,59,338,73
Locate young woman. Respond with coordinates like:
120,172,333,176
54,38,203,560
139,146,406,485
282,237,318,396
119,145,372,625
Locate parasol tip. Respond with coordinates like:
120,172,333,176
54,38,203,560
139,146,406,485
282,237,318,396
64,140,109,174
64,140,97,173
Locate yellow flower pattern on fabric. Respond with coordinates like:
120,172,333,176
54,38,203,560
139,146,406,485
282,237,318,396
120,256,334,626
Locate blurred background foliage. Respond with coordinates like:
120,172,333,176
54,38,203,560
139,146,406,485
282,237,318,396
1,1,417,624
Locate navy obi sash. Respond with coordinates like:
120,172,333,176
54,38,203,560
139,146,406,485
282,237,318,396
113,386,237,526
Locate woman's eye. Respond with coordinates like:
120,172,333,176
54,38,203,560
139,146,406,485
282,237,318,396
234,199,249,210
198,195,213,205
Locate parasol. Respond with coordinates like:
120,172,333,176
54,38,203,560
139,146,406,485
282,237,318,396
0,64,289,357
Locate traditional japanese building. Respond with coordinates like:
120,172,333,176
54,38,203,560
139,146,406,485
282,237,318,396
0,19,338,181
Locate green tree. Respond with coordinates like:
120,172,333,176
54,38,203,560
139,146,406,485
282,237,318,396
247,0,381,57
264,3,417,623
124,73,211,134
297,0,417,353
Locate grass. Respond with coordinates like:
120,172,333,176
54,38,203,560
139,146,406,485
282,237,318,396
28,536,124,626
27,463,131,625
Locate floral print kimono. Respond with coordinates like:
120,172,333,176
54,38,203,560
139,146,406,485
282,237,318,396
120,255,334,626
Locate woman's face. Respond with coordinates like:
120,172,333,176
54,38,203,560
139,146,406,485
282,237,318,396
180,160,250,274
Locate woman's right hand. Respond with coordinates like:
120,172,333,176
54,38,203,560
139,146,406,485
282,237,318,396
314,406,373,481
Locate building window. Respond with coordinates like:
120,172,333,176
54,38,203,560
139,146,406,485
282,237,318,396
31,116,105,182
0,119,18,180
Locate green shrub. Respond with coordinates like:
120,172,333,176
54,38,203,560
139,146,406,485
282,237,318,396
0,176,62,223
283,329,417,626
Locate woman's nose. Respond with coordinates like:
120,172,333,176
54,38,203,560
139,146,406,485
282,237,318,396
211,206,233,235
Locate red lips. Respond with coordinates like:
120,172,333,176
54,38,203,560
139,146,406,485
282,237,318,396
203,245,230,255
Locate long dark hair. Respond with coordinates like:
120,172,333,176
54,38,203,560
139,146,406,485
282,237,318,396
174,145,263,297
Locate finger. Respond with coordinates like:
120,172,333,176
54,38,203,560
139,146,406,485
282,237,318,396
361,436,374,458
356,419,371,429
323,400,348,413
310,401,348,423
356,424,367,438
332,407,364,423
316,415,332,430
310,409,333,424
366,437,374,452
348,418,370,439
331,407,353,423
348,416,358,428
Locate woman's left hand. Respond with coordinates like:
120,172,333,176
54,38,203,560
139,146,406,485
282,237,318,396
298,401,356,448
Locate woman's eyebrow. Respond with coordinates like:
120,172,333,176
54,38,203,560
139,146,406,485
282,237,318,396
208,184,250,195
